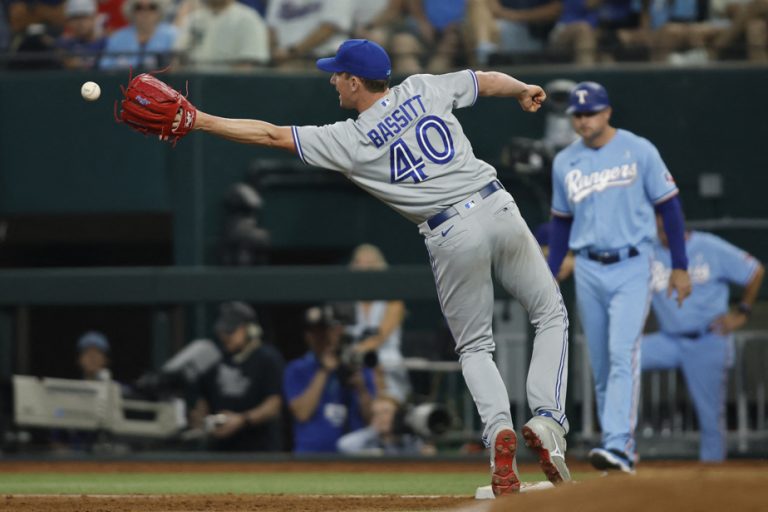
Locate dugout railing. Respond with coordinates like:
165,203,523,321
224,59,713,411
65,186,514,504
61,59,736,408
574,330,768,458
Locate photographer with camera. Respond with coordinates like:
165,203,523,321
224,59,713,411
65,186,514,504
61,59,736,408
337,395,438,456
284,305,377,453
347,244,410,403
190,302,285,452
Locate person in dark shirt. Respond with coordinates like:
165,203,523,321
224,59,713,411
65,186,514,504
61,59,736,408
192,301,285,452
56,0,106,69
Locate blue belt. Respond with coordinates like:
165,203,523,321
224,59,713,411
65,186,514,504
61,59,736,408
578,246,639,265
427,180,504,230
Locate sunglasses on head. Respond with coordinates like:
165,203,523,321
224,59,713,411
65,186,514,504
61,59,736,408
133,3,159,11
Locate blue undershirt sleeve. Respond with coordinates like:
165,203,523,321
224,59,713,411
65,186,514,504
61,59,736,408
547,216,573,277
655,195,688,270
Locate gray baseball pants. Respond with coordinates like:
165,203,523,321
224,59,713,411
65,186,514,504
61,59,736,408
419,187,570,444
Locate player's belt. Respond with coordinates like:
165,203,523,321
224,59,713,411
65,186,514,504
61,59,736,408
427,180,504,230
580,246,639,265
675,327,713,340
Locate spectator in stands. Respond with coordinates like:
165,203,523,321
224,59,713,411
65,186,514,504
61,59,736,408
173,0,267,21
352,0,406,49
616,0,709,63
648,0,709,63
712,0,768,61
56,0,106,69
391,0,468,73
99,0,176,70
641,216,764,461
284,305,376,453
6,0,67,68
337,395,435,455
266,0,354,70
547,0,600,64
76,330,113,381
469,0,561,65
8,0,66,37
173,0,269,71
347,243,410,403
548,0,638,64
50,331,114,452
97,0,129,33
190,302,285,452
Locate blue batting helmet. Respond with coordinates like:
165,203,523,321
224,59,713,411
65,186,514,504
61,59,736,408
566,81,611,114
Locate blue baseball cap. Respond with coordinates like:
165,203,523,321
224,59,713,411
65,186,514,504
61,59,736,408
316,39,392,80
77,331,110,353
567,81,611,114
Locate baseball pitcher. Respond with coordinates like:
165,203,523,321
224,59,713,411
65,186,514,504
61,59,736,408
117,39,571,495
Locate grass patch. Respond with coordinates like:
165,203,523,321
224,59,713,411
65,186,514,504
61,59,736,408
0,471,555,495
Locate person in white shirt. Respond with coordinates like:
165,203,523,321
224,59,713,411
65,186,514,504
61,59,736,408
174,0,269,71
347,244,411,403
266,0,354,69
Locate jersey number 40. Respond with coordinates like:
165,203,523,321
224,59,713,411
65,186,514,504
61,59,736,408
390,115,455,184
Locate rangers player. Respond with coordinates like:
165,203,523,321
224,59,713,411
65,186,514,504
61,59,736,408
118,39,571,495
547,82,692,473
643,216,764,461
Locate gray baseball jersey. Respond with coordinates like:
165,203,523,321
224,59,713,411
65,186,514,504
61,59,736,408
292,70,569,444
293,70,496,223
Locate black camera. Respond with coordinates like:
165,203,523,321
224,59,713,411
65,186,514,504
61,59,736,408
305,304,379,383
339,339,379,371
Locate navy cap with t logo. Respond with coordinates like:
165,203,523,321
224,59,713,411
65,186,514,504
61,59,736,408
566,81,611,114
316,39,392,80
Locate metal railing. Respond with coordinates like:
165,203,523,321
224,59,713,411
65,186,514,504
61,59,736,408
575,330,768,456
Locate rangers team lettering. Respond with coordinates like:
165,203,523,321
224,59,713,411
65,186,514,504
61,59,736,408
651,259,710,293
367,94,426,148
566,162,638,203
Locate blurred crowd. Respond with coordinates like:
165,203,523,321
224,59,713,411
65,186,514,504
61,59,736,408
1,0,767,71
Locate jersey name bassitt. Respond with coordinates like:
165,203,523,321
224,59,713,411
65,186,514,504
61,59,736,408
366,94,425,148
292,70,498,224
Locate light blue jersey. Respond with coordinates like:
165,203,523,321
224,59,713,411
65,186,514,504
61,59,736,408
650,231,759,333
643,232,759,462
552,127,679,462
551,129,678,251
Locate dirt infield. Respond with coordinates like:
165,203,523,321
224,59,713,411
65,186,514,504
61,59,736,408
490,466,768,512
3,460,768,511
3,494,472,512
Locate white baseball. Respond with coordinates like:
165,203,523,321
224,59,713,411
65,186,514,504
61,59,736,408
81,81,101,101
